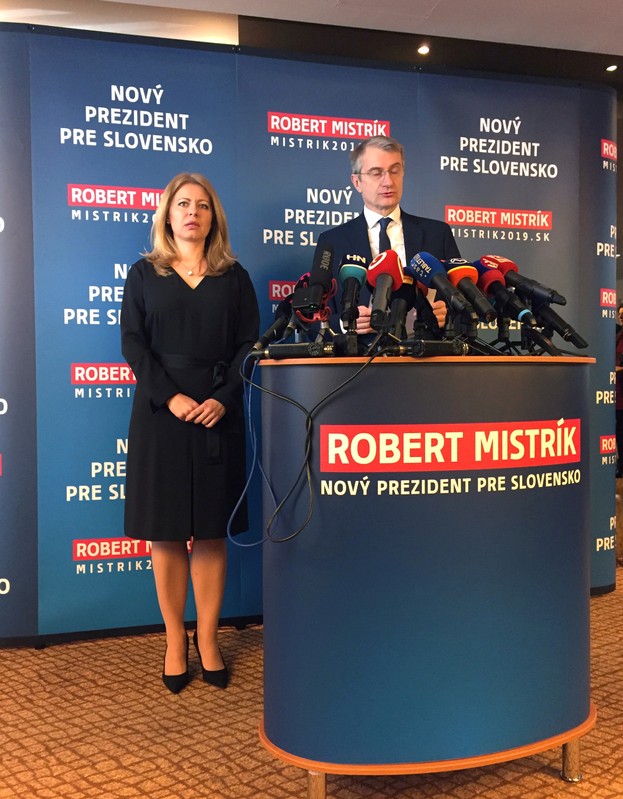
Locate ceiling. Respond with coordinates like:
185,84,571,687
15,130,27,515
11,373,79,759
127,0,623,58
1,0,622,60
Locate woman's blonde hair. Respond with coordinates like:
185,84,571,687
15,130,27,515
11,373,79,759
144,172,236,276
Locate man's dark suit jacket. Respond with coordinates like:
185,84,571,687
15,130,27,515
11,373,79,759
315,209,460,272
314,209,461,332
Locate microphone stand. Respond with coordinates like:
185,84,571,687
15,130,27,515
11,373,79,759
443,307,501,355
334,330,361,356
458,336,505,356
492,313,523,355
493,309,565,357
520,325,562,356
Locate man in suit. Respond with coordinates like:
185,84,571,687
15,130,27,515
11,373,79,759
315,135,460,335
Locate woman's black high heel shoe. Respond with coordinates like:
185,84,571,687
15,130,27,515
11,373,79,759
193,630,228,688
162,634,190,694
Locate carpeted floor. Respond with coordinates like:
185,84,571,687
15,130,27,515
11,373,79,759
1,569,622,799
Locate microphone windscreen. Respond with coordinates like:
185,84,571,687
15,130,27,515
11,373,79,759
367,249,403,290
473,259,507,294
444,262,479,286
309,244,335,291
402,261,431,296
479,254,518,275
409,251,444,287
340,253,368,269
338,263,367,287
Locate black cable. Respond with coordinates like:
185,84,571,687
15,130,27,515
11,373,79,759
239,350,379,543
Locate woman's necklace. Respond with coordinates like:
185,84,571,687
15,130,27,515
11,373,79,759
180,257,206,276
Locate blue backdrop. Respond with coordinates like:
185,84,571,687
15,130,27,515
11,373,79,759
0,26,616,637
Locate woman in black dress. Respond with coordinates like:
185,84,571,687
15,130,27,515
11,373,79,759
121,173,259,693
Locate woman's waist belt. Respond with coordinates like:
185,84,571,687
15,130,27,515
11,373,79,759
158,354,218,369
158,354,227,389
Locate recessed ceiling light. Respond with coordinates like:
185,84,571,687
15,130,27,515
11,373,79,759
417,45,430,55
606,64,618,72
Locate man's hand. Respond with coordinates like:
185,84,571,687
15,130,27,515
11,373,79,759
355,299,447,333
431,299,447,328
355,305,374,335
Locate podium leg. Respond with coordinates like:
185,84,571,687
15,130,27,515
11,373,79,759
307,770,326,799
561,739,582,782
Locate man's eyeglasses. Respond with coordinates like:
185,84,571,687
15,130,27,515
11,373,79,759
356,165,404,180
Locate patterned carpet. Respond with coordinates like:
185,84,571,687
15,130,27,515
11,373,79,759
1,569,622,799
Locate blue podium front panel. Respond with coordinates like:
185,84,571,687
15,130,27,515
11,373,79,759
261,357,591,766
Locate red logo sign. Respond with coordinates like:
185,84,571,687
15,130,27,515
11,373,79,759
267,112,390,139
73,538,151,560
445,206,552,229
600,288,617,307
600,435,616,454
67,184,162,209
320,420,581,472
269,280,297,301
71,364,136,385
601,139,617,161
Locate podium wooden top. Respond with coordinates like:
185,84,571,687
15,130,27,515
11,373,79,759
259,355,596,366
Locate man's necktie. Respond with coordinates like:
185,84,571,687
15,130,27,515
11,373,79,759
378,217,391,253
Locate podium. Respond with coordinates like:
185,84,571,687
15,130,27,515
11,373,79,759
259,356,595,797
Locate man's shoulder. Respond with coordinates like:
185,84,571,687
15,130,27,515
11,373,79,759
315,214,369,265
402,209,451,231
317,214,364,243
401,209,460,259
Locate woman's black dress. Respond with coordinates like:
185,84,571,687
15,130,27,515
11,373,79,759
121,258,259,541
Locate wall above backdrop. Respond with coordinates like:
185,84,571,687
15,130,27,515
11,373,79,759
1,0,623,91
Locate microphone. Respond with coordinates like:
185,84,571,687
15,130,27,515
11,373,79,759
531,304,588,349
254,341,336,359
338,254,368,328
410,252,477,321
383,338,470,357
480,255,567,306
402,261,443,338
443,258,496,322
402,261,432,300
366,250,404,331
252,271,316,351
473,258,537,327
292,244,334,314
252,296,294,351
387,282,417,340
